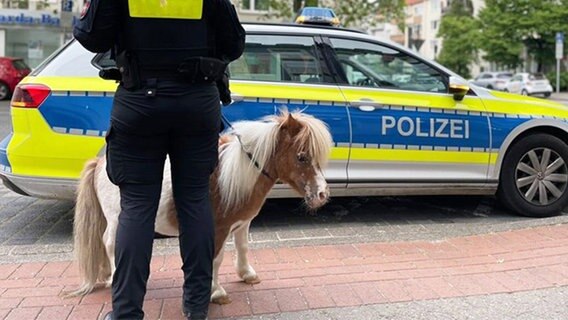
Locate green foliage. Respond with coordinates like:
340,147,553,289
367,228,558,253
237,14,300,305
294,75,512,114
264,0,295,21
436,0,479,78
15,0,29,9
266,0,405,30
546,71,568,91
294,0,318,12
324,0,405,30
478,0,568,72
444,0,474,16
36,0,51,10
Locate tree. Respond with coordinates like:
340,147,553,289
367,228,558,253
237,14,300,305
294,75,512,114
266,0,405,30
436,0,480,78
294,0,318,12
478,0,568,72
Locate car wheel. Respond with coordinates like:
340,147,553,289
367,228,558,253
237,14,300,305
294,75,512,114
521,89,529,96
0,83,9,100
503,88,508,92
544,92,551,98
487,85,493,90
498,134,568,217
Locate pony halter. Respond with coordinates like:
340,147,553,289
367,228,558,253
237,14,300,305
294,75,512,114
221,113,275,181
233,133,275,181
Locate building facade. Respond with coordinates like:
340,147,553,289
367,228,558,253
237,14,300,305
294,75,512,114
234,0,288,23
0,0,282,69
402,0,488,75
0,0,78,68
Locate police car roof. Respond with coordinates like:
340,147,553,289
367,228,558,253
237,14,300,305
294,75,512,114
243,22,368,39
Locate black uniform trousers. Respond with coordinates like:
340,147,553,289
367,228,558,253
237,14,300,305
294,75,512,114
106,80,220,319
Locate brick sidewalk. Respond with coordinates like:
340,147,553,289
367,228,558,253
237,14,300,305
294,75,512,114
1,224,567,320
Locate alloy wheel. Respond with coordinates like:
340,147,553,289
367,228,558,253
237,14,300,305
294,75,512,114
515,147,568,206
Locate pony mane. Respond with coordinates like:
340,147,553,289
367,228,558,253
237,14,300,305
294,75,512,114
217,119,280,213
217,111,333,214
272,111,333,169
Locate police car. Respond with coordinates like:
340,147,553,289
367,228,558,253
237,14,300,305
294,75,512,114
2,23,568,218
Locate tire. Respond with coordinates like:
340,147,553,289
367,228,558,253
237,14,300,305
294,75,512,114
503,88,508,92
521,89,529,96
487,85,493,90
0,83,9,100
544,92,551,98
498,134,568,217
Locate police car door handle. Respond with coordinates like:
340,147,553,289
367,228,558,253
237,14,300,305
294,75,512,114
231,93,244,103
358,105,376,112
350,99,383,111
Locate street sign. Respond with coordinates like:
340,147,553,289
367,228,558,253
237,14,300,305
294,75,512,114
62,0,73,12
556,32,564,94
557,32,565,60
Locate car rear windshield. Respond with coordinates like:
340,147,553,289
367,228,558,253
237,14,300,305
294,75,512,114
497,73,513,79
529,73,546,80
31,40,98,77
12,59,30,71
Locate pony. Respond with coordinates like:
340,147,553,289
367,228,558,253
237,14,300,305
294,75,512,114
66,111,333,304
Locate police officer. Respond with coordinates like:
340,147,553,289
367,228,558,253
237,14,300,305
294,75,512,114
73,1,245,319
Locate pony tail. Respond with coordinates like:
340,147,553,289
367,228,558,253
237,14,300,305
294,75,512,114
62,158,109,298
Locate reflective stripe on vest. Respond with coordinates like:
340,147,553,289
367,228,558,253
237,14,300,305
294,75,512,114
128,0,203,19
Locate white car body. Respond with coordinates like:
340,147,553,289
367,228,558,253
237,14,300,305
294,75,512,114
472,71,513,91
505,72,553,97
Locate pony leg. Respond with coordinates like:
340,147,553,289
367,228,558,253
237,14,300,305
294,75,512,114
102,223,117,288
234,221,260,284
210,244,231,304
211,226,231,305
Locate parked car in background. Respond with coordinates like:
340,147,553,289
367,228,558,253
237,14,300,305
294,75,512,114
505,72,553,98
471,71,513,91
0,57,31,100
295,7,340,27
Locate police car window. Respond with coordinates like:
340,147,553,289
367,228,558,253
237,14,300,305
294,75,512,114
33,40,99,77
229,35,326,84
93,51,116,69
330,38,447,93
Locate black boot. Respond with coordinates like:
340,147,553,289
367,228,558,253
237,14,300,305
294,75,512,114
182,308,208,320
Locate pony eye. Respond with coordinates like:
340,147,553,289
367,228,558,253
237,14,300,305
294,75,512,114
297,152,309,163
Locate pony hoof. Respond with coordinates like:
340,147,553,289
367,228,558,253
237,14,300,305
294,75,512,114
243,275,261,284
211,295,232,305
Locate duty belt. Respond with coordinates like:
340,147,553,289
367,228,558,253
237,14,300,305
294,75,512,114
100,57,226,85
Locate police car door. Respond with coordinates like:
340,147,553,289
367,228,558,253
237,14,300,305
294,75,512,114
326,37,491,186
225,33,350,188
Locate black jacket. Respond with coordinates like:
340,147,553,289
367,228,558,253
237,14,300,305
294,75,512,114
73,0,245,64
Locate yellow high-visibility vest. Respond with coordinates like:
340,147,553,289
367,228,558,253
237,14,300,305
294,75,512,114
128,0,203,19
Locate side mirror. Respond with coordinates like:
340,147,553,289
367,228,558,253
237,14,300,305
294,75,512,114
449,76,470,101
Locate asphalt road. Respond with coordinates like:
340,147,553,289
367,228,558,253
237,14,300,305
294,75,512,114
1,97,568,263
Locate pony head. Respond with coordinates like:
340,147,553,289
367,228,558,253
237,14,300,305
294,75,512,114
271,112,333,209
218,111,333,212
